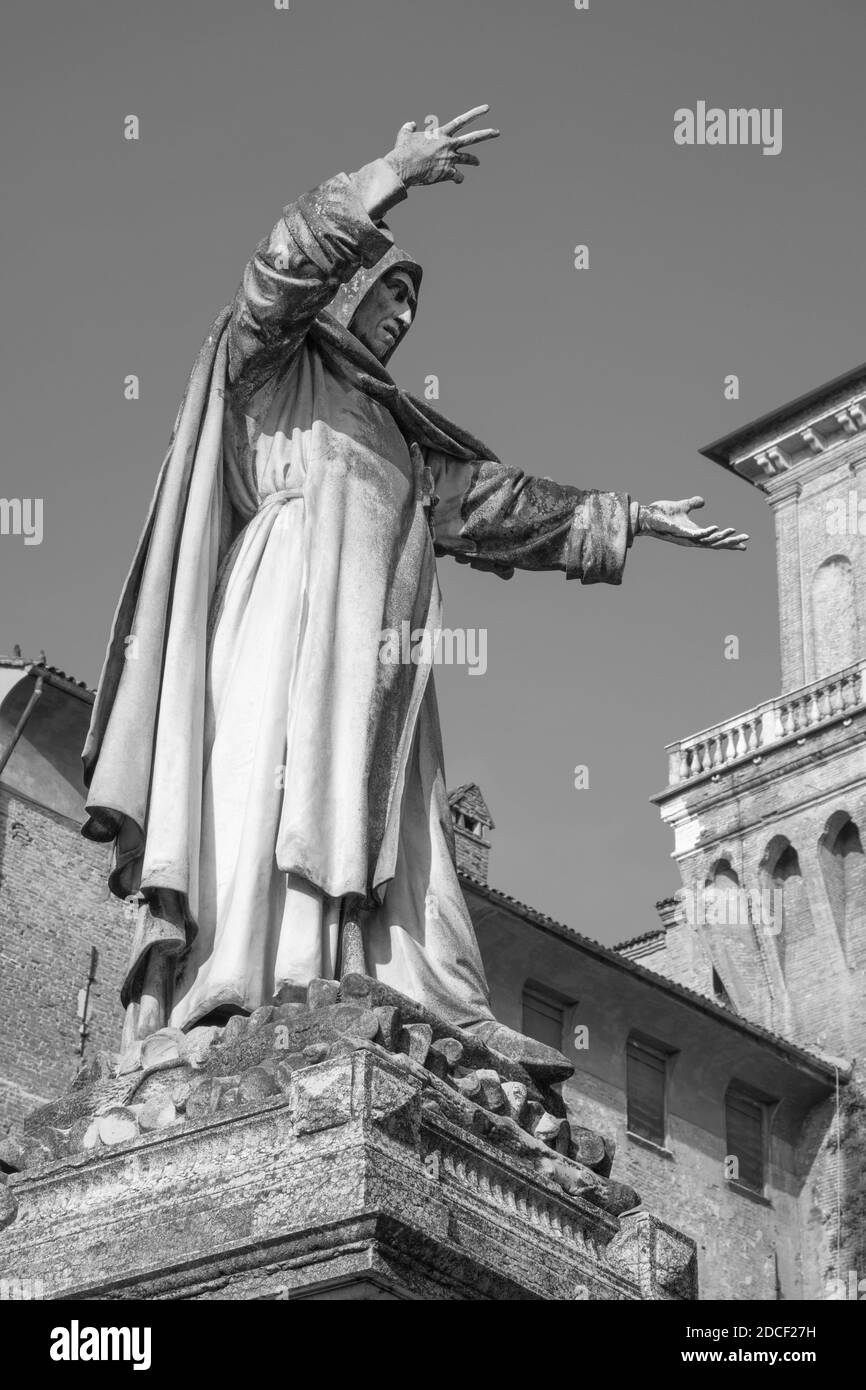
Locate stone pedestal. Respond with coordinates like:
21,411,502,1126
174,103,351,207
0,1041,695,1300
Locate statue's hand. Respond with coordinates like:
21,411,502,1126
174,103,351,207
384,105,500,188
636,497,749,550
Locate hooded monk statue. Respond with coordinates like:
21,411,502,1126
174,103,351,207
81,107,747,1078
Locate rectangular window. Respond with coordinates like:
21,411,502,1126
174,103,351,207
626,1037,669,1147
725,1088,766,1193
522,984,565,1052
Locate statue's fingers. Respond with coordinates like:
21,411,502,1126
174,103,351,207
683,495,706,512
397,120,417,135
451,127,500,147
453,151,481,166
449,166,465,184
710,533,749,549
440,105,490,135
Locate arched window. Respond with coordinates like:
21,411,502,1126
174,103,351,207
704,860,745,928
763,841,813,978
698,859,759,1016
811,555,858,679
820,813,866,966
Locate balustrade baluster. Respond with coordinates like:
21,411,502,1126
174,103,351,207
839,675,851,711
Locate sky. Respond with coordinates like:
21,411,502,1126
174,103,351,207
2,0,865,944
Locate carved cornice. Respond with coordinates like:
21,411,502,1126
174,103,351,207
701,364,866,487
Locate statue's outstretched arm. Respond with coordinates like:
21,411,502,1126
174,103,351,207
427,453,748,584
428,451,635,585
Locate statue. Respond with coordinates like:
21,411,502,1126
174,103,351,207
81,107,747,1077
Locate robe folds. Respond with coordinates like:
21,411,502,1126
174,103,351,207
82,160,635,1030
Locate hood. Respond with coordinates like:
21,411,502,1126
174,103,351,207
326,232,422,367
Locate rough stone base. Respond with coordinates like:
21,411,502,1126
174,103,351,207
0,1047,696,1300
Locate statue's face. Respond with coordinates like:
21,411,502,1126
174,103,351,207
350,269,416,361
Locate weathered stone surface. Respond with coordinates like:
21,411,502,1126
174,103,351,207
10,974,621,1231
399,1023,433,1065
607,1210,697,1300
569,1124,607,1170
533,1112,571,1154
81,1120,102,1152
501,1081,528,1124
476,1070,506,1113
237,1068,280,1105
0,1050,697,1301
22,1134,59,1167
63,1116,93,1154
0,1184,17,1230
170,1079,192,1112
97,1107,140,1146
186,1078,223,1121
139,1097,178,1132
140,1029,185,1070
452,1071,482,1099
222,1014,249,1045
0,1136,27,1172
468,1020,573,1084
582,1179,641,1217
273,984,307,1006
184,1025,222,1068
430,1037,464,1069
339,975,520,1077
72,1051,118,1089
332,1005,379,1040
273,1001,308,1024
294,1064,354,1134
372,1005,401,1050
273,1056,307,1092
307,979,339,1010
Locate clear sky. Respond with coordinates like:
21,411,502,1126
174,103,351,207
2,0,864,944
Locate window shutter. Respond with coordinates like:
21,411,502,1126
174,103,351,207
522,987,564,1051
726,1091,764,1192
627,1040,667,1146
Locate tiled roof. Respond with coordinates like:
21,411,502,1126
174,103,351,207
614,928,666,951
0,656,93,696
448,782,495,829
459,871,847,1083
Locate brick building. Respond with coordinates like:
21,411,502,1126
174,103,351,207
1,363,864,1300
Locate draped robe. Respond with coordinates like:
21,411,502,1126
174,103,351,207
82,160,635,1032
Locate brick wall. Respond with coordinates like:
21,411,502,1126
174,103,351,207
770,454,866,693
0,789,127,1133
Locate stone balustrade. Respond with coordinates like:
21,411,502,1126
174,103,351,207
666,659,866,786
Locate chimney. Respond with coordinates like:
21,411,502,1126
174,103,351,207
448,783,494,884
